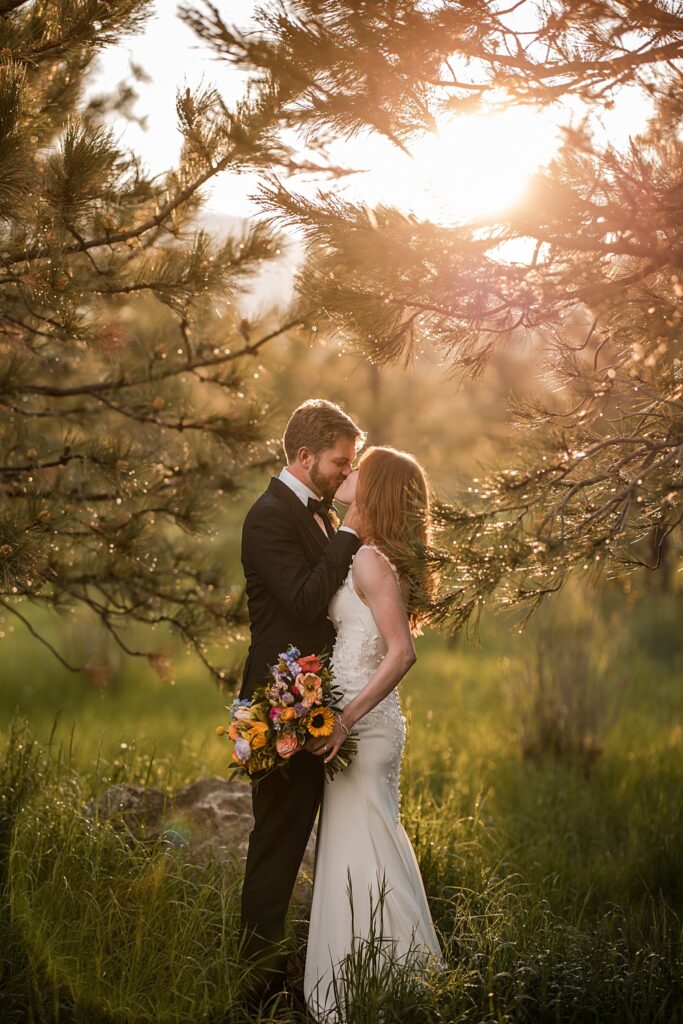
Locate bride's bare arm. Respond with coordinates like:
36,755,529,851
308,547,416,762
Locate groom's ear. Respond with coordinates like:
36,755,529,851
297,446,313,468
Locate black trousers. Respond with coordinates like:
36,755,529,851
240,748,324,992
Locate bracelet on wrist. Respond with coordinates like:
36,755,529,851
335,713,351,737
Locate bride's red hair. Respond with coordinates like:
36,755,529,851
354,446,434,633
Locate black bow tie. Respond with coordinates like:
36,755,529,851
307,496,336,537
307,496,335,516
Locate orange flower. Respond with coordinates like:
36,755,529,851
246,721,269,750
276,733,301,759
294,672,322,706
298,654,323,673
280,708,297,721
228,723,239,740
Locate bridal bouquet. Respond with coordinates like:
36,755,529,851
216,646,358,781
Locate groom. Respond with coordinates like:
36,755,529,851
239,398,366,1000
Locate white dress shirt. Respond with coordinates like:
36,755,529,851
278,466,359,537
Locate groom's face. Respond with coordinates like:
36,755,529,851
306,437,357,500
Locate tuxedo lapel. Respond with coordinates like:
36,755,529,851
266,477,329,550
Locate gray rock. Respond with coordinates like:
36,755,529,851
81,783,169,841
81,776,317,907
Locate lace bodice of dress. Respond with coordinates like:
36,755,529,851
328,544,406,730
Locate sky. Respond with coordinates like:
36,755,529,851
87,1,656,314
89,1,262,219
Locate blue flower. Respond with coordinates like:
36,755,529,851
228,697,251,716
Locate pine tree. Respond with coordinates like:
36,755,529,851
0,0,317,682
186,0,683,629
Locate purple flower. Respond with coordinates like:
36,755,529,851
293,702,308,718
234,737,251,761
281,691,295,705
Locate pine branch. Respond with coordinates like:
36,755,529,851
3,153,233,266
1,311,312,398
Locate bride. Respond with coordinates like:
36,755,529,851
302,445,443,1022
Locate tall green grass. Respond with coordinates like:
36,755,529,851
0,589,681,1022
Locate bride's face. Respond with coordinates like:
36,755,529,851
334,468,358,504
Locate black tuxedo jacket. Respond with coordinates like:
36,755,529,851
239,476,361,700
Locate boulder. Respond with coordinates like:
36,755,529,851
81,782,169,841
81,776,317,907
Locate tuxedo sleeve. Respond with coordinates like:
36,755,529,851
244,505,361,623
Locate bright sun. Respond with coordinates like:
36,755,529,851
335,99,562,226
94,6,652,235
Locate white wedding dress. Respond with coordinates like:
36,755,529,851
304,544,443,1023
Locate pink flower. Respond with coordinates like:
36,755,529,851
269,707,282,721
275,733,301,759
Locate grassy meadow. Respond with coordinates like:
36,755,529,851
1,584,682,1023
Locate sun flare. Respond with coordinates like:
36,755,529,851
337,101,562,226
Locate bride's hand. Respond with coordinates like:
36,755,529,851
341,501,363,537
306,714,350,763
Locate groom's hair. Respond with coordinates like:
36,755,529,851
283,399,366,462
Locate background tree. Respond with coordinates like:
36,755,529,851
184,0,683,630
0,0,343,683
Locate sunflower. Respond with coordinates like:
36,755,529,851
306,706,335,737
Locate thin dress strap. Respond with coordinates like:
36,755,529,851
355,543,401,583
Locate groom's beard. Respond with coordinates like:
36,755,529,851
309,459,343,502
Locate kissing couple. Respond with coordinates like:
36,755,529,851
238,399,442,1021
